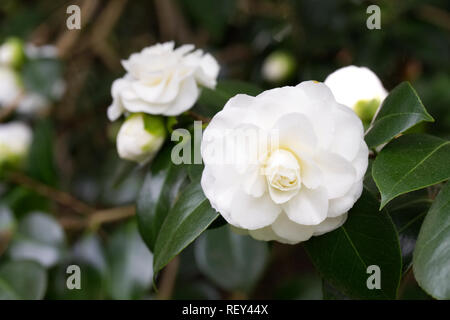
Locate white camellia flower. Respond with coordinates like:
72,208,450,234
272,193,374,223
0,121,32,166
325,66,387,122
116,113,166,164
107,42,220,121
201,81,369,244
0,66,22,107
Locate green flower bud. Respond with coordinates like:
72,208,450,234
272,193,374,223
0,37,25,69
353,98,381,124
262,50,297,83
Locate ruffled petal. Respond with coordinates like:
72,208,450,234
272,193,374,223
313,213,348,236
230,192,281,230
271,213,315,243
330,103,364,161
283,186,328,225
315,151,356,199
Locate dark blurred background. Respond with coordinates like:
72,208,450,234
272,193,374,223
0,0,448,299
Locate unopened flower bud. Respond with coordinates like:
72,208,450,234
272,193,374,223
116,113,166,164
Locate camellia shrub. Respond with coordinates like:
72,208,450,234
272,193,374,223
0,0,448,302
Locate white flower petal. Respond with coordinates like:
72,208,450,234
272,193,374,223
272,112,317,156
230,192,281,230
330,103,364,161
283,186,328,225
328,180,363,217
271,213,315,243
315,151,356,199
313,213,348,236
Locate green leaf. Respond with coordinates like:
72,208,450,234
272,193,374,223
177,0,236,41
413,182,450,299
373,134,450,209
195,225,269,293
365,82,434,148
194,80,263,117
153,180,218,275
0,260,47,300
47,234,106,300
0,206,16,256
386,190,432,273
105,221,153,300
22,58,63,100
304,190,402,299
136,146,187,251
27,120,58,186
8,212,66,268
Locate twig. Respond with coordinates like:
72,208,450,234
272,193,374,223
89,0,128,71
0,92,25,123
187,110,211,123
55,0,100,58
7,171,95,215
59,205,136,230
87,205,135,228
417,5,450,31
156,256,180,300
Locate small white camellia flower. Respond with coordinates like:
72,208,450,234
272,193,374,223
116,113,166,164
0,121,32,166
0,66,22,107
107,42,220,121
201,81,369,244
324,66,387,122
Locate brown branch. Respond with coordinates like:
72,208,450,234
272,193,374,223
89,0,128,71
417,5,450,31
0,92,25,123
59,205,136,230
156,256,180,300
7,171,95,215
187,110,211,123
87,205,135,228
55,0,100,58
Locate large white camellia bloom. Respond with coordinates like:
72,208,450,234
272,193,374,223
116,113,166,164
324,66,387,122
201,81,369,244
0,121,32,166
107,42,220,121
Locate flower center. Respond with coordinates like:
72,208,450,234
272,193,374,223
264,149,301,192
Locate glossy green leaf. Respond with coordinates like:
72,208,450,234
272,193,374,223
194,80,263,117
22,58,63,100
27,120,58,186
386,190,432,273
105,221,153,300
304,190,402,299
365,82,434,148
195,225,269,293
153,180,218,275
0,260,47,300
373,134,450,209
8,212,65,268
413,182,450,299
137,146,187,251
47,234,106,300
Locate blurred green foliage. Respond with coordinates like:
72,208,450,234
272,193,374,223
0,0,448,300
